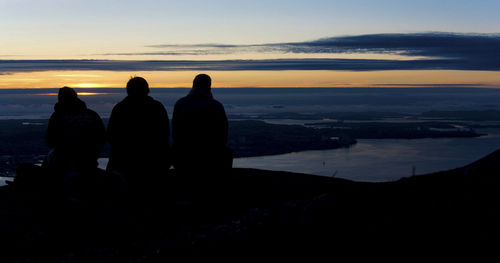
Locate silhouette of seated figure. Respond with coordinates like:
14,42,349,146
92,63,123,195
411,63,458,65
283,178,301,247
172,74,233,173
106,77,171,186
43,87,106,176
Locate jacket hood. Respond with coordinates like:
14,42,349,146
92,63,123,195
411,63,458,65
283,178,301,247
54,97,87,113
188,87,213,99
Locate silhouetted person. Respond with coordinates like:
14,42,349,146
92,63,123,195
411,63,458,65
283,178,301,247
172,74,233,174
106,77,171,187
44,87,106,176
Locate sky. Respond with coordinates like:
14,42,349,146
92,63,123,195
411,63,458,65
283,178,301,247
1,0,500,89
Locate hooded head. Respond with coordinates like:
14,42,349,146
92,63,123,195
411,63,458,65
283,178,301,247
189,74,213,98
55,86,85,112
126,76,150,97
58,86,78,102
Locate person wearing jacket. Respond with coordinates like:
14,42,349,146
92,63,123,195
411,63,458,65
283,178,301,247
106,77,171,187
172,74,232,173
44,87,106,175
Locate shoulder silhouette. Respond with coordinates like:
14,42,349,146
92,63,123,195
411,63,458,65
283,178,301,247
44,86,106,174
172,74,233,173
107,77,171,186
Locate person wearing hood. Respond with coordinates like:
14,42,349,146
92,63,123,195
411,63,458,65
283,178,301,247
44,87,106,174
172,74,233,173
106,77,171,186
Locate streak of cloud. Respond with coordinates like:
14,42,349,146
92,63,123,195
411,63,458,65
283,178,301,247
142,33,500,59
1,56,499,73
2,33,500,73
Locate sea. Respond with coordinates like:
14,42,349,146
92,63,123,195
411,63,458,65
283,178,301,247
2,87,500,185
91,127,500,183
233,128,500,182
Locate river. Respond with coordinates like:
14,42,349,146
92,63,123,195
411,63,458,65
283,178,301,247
232,128,500,182
2,128,499,186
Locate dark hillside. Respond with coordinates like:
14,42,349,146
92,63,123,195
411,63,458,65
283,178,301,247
1,150,499,260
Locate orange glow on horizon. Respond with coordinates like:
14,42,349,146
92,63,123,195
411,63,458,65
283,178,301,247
1,70,500,89
78,92,110,96
33,92,110,96
71,83,116,88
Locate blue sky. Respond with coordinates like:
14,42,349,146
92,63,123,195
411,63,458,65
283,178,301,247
1,0,500,88
2,0,499,54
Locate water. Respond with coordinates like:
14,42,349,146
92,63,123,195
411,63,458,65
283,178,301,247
2,130,500,186
3,125,498,185
0,177,13,186
86,128,500,183
3,87,500,184
3,87,500,119
233,128,500,182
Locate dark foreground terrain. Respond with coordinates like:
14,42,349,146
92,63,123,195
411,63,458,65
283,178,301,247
1,149,500,260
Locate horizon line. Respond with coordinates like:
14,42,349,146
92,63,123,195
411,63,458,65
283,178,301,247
1,84,499,90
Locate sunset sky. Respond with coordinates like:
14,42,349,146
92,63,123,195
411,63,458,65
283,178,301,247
1,0,500,89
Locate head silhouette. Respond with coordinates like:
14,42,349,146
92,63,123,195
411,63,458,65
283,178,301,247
126,76,150,97
193,74,211,92
58,86,78,102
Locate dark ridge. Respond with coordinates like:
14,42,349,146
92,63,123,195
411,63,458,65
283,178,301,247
1,149,499,260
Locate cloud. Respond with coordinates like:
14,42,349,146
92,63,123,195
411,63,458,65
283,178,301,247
273,32,499,55
2,33,500,72
146,44,241,48
144,32,500,59
99,50,233,56
1,56,498,73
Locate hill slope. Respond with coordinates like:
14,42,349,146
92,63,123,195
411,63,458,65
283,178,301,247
1,150,499,260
